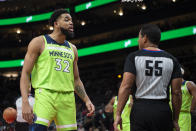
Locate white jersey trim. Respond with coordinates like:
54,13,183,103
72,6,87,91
56,123,77,129
36,117,50,124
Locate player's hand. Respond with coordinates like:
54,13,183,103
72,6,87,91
113,115,122,131
105,105,113,113
85,100,95,117
173,120,180,131
22,101,33,124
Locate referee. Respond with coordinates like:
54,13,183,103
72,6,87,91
15,87,34,131
113,24,182,131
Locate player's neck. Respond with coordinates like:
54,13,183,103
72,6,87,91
49,31,66,44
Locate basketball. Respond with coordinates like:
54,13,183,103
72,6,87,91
3,107,17,124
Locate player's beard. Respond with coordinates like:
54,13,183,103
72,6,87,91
60,27,75,38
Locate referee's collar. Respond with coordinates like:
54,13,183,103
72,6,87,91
143,49,163,52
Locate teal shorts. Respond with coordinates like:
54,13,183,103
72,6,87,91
33,88,77,131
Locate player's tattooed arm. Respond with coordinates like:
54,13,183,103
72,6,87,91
72,44,90,102
72,44,95,116
74,81,95,117
75,85,87,100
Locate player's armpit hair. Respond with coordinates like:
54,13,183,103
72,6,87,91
75,86,86,99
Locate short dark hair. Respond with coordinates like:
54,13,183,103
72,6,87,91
49,9,70,26
140,24,161,46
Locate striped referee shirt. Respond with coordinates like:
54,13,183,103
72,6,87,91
124,49,182,100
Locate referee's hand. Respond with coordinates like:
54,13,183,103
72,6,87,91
113,115,122,131
173,120,180,131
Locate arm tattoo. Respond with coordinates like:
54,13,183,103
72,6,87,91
75,86,87,99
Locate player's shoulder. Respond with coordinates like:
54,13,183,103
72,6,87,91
186,81,196,94
26,35,45,54
28,35,44,48
68,42,78,58
67,41,76,50
70,43,77,49
31,35,44,43
187,81,196,87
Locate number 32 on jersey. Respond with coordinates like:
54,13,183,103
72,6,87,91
54,58,70,73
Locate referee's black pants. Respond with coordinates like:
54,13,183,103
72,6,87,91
15,122,29,131
130,99,173,131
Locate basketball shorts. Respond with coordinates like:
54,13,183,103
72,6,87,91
33,88,77,131
117,123,130,131
179,112,191,131
130,99,173,131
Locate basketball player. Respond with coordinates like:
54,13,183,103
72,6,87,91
105,95,132,131
20,9,95,131
113,24,182,131
170,67,196,131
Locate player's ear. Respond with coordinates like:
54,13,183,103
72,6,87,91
54,21,58,27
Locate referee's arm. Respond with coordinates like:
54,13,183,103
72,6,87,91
113,54,136,131
171,59,183,125
117,72,135,116
171,78,182,124
117,54,136,116
113,72,135,131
